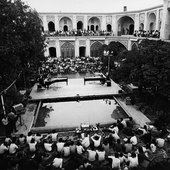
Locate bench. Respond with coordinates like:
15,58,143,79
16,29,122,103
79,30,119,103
84,76,106,85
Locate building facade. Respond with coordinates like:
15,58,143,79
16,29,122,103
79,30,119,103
39,0,170,58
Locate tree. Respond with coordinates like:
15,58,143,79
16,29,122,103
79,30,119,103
0,0,45,108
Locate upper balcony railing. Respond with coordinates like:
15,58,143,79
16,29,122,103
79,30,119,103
43,29,160,39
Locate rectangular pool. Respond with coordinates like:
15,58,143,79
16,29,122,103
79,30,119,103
33,99,128,131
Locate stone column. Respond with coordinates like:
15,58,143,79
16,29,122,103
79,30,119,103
75,38,79,57
43,15,48,31
134,14,139,31
112,15,117,36
84,15,88,30
86,38,90,57
160,0,170,39
55,15,59,31
101,15,106,30
56,39,61,58
144,12,148,31
73,15,77,30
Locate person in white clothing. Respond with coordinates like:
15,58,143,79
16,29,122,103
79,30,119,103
156,138,165,148
81,133,90,148
57,138,65,153
111,131,120,142
50,130,58,142
127,152,138,168
9,138,18,154
43,139,52,152
26,131,33,143
0,142,8,154
130,133,137,146
52,157,63,169
76,141,84,155
108,152,121,169
29,138,37,152
63,142,70,157
96,147,105,161
87,147,96,162
91,133,102,148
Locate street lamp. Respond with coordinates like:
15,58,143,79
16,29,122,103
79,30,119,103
103,50,113,79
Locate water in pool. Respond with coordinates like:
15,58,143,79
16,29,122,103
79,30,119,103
35,99,128,129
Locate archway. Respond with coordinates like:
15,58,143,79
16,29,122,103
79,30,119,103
61,42,75,59
49,47,57,57
148,13,156,31
48,21,55,32
88,17,101,31
129,24,134,35
63,25,68,32
77,21,83,30
107,24,112,32
117,16,134,35
79,47,86,57
90,41,102,57
91,25,94,31
59,17,73,31
139,23,144,31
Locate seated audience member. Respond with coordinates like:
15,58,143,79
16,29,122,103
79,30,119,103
138,146,150,169
70,140,76,154
123,138,133,154
51,129,58,142
18,134,26,146
87,147,97,162
29,138,37,153
130,132,138,146
56,138,65,153
119,152,126,167
156,137,165,148
81,133,90,148
0,140,8,154
76,141,84,155
63,142,70,157
34,132,42,143
26,131,34,143
91,133,102,148
137,125,148,135
109,123,119,134
4,136,12,145
102,138,110,155
126,117,134,128
9,137,18,154
127,152,138,169
108,152,121,169
52,156,63,169
111,131,120,142
43,139,53,152
114,139,123,153
96,147,106,161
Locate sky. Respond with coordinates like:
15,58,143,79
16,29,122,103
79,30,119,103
22,0,163,13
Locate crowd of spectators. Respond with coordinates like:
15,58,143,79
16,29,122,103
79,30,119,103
39,56,103,77
0,116,170,170
133,30,160,38
43,30,113,37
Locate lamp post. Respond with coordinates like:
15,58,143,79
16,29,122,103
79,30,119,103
104,50,113,79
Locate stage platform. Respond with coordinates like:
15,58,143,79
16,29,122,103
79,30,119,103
30,78,123,101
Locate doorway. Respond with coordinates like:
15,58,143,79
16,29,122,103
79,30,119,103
79,47,86,57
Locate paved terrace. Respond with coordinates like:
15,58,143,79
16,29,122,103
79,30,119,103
16,78,151,135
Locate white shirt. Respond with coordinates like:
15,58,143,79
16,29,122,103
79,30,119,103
82,136,90,148
44,143,52,152
51,133,58,142
96,150,105,161
29,142,37,152
87,150,96,162
156,138,165,148
76,145,84,155
27,136,33,143
9,143,18,154
63,146,70,157
57,142,64,152
53,158,63,168
130,136,137,145
128,156,138,168
112,133,120,141
0,143,8,154
108,156,121,169
150,143,156,152
91,135,101,147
